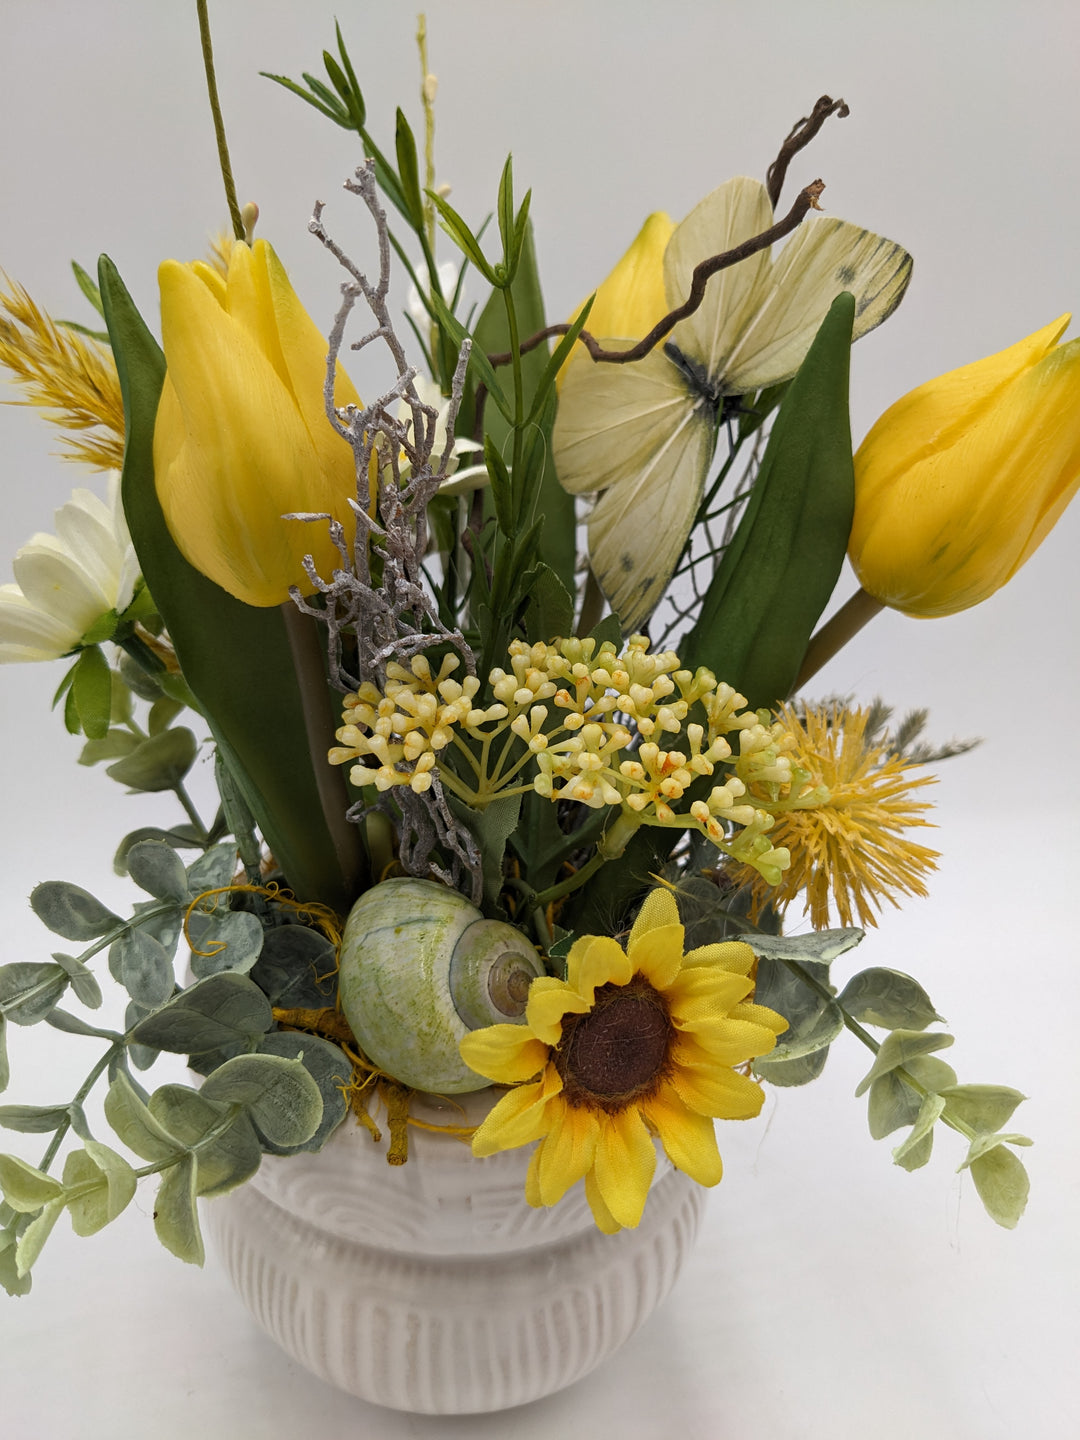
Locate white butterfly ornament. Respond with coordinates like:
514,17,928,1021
552,177,913,631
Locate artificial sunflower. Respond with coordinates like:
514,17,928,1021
735,702,939,929
459,888,787,1233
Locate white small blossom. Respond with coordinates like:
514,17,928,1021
0,471,140,663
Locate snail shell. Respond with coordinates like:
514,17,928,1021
338,877,546,1094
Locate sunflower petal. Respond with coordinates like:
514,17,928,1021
627,922,684,989
670,1057,768,1119
628,886,680,944
644,1085,724,1186
668,970,754,1023
524,1142,543,1208
566,934,633,1002
585,1167,623,1234
593,1108,657,1229
459,1025,549,1084
470,1070,563,1156
680,939,755,975
525,977,591,1046
537,1103,599,1206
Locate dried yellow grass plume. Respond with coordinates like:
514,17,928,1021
0,274,125,470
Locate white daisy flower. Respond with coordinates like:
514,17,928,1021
0,471,141,663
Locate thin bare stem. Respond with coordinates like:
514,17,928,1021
195,0,244,241
487,180,825,372
766,95,850,208
792,587,885,694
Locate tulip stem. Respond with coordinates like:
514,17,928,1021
279,600,367,904
792,586,884,693
195,0,245,242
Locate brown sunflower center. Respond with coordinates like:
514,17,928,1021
555,974,673,1109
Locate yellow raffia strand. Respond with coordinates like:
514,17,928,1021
0,274,124,469
183,882,343,960
329,636,798,884
732,701,940,929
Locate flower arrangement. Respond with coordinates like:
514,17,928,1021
1,6,1076,1304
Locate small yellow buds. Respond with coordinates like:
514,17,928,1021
328,636,816,886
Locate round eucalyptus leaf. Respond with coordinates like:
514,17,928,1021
256,1032,349,1155
126,840,190,903
29,882,120,942
188,909,264,978
0,963,70,1027
105,726,198,792
200,1053,322,1148
110,929,174,1009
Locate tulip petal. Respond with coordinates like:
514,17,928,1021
155,256,356,605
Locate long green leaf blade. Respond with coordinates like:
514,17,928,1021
98,256,363,915
681,292,857,708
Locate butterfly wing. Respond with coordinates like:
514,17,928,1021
719,216,913,393
553,346,716,630
662,177,776,376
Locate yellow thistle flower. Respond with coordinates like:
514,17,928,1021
0,275,124,470
460,888,786,1233
735,703,939,929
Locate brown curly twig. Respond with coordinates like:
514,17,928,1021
766,94,850,209
485,178,825,376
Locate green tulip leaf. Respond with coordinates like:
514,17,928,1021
98,257,364,916
681,292,856,708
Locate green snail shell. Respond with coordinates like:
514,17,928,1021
338,877,546,1094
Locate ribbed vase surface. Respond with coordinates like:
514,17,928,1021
205,1089,705,1414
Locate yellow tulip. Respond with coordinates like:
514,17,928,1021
154,238,362,607
849,315,1080,617
557,212,674,387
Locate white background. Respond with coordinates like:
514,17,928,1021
1,2,1078,1436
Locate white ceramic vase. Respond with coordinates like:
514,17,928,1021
204,1088,705,1414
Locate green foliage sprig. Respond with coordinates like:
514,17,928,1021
0,841,350,1295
